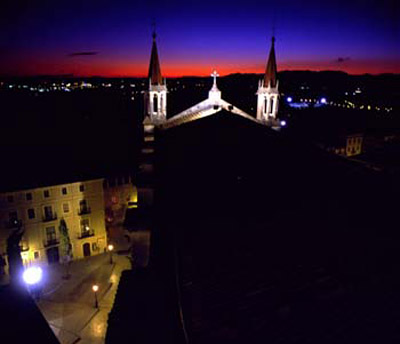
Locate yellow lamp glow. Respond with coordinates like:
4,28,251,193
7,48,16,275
92,284,99,292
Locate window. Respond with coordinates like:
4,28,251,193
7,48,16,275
27,208,35,219
44,205,54,219
26,193,32,201
81,218,90,231
44,190,50,198
92,243,98,251
7,195,13,203
62,187,67,195
153,94,158,112
79,185,85,192
34,251,40,260
46,226,56,241
63,203,70,213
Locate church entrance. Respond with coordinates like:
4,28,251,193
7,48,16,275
46,247,59,264
83,243,91,257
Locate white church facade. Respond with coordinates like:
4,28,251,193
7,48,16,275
144,32,282,130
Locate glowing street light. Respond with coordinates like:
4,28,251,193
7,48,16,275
286,97,292,103
280,120,287,127
92,284,99,308
108,244,114,264
23,266,42,285
320,97,327,104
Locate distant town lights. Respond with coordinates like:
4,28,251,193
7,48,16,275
321,98,327,104
23,266,43,285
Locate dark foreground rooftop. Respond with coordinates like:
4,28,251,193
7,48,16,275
0,285,59,343
108,111,400,344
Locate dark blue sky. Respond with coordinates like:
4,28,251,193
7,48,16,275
0,0,399,76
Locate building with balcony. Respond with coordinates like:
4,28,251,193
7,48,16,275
0,179,107,267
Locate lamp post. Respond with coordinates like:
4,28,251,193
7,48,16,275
108,244,114,264
92,284,99,308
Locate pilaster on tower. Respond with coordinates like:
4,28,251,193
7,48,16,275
145,31,167,125
256,36,280,126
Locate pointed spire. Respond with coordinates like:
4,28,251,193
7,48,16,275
148,29,163,85
264,36,278,88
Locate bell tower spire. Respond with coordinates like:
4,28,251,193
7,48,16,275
145,27,167,124
256,36,280,125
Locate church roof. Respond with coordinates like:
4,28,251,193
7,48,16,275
148,32,163,85
161,72,259,129
264,36,278,88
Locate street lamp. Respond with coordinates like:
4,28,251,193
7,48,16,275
108,244,114,264
92,284,99,308
23,266,43,300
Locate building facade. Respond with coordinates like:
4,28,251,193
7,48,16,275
0,179,107,268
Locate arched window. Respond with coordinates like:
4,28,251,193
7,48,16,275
153,94,158,113
270,97,274,115
264,97,267,114
160,95,164,113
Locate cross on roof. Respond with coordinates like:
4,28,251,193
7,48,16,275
211,70,219,87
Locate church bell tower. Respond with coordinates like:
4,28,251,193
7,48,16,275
256,36,279,124
145,30,167,124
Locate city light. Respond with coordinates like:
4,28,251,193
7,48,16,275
320,98,327,104
280,120,287,127
23,266,43,285
286,97,292,102
108,244,114,251
92,284,99,292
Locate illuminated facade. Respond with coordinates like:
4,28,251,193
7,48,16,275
256,36,280,125
103,175,138,225
143,34,281,131
0,179,107,268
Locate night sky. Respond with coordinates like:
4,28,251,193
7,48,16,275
0,0,399,77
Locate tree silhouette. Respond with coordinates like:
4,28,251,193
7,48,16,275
59,218,73,279
6,225,24,285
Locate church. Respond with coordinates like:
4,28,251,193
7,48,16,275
109,31,400,344
143,31,283,131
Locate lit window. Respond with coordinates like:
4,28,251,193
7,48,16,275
46,226,56,241
81,218,90,231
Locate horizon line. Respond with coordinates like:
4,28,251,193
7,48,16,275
1,69,400,79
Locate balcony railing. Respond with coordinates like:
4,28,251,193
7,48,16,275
78,207,91,215
44,238,59,247
42,212,57,222
5,219,22,229
78,229,95,239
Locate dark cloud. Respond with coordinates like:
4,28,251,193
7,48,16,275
336,57,351,63
68,52,98,57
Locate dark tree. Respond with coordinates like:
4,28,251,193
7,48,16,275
59,218,73,279
6,226,24,284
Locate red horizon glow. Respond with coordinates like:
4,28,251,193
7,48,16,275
3,58,399,78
